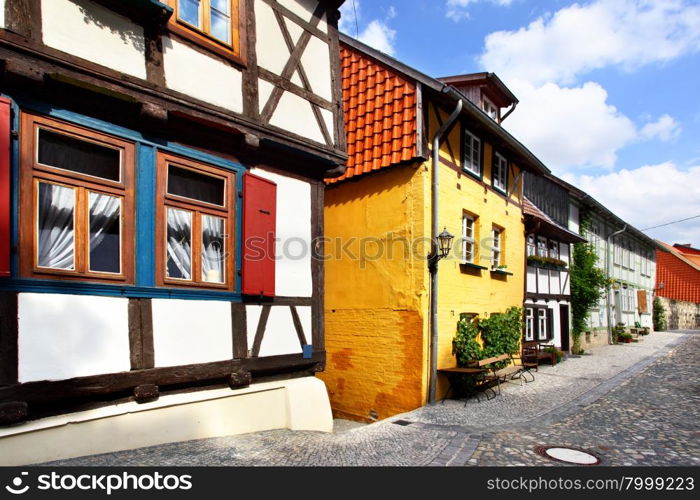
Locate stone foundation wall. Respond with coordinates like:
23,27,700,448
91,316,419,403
657,297,700,330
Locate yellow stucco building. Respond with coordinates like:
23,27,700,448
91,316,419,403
319,35,550,422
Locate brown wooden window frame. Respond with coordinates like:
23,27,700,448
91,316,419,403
19,113,136,284
166,0,246,65
155,152,236,291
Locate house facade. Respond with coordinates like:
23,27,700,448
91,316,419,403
564,182,657,344
521,184,585,351
655,242,700,329
0,0,346,464
319,36,548,422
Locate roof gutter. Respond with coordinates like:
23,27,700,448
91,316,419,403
428,94,463,405
500,102,517,123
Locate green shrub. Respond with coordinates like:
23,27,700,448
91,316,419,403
452,317,482,367
653,297,667,331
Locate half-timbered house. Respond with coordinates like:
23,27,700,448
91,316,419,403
0,0,346,464
521,185,585,351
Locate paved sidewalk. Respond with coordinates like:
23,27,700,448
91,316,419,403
43,331,698,466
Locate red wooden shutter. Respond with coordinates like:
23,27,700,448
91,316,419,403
0,98,10,277
242,173,276,296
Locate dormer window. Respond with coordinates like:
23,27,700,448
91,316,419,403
482,97,499,122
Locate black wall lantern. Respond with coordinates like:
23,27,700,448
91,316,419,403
437,227,454,259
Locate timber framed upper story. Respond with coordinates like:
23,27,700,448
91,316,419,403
0,0,347,171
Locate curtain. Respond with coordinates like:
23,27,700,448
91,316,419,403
202,215,224,283
88,192,120,272
166,208,192,280
37,182,75,270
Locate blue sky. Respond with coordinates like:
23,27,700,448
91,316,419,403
338,0,700,245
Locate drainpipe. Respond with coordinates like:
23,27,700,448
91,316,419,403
605,225,627,344
428,96,463,404
500,102,517,123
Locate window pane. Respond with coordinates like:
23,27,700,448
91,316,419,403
211,0,230,14
166,208,192,280
38,129,121,182
89,192,121,274
167,165,225,206
211,10,231,43
178,0,201,28
37,182,75,270
202,215,225,283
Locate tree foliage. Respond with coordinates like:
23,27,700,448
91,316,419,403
570,240,609,353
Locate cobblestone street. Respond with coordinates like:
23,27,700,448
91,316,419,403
45,331,700,467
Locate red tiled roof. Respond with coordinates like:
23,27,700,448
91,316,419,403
327,43,418,184
656,241,700,303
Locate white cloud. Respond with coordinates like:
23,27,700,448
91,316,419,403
502,80,636,171
339,0,360,34
358,20,397,55
568,163,700,244
446,0,513,22
640,114,682,142
480,0,700,86
339,1,398,56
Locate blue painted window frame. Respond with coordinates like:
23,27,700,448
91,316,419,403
0,94,245,301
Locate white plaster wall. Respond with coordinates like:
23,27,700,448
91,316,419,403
17,293,130,382
258,78,275,112
256,0,290,75
41,0,147,79
300,34,333,100
537,268,549,294
152,299,233,367
163,36,243,113
246,305,311,357
270,91,325,143
526,267,536,293
568,202,580,234
0,0,5,29
251,168,313,297
550,271,561,295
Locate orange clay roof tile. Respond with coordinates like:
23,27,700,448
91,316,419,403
327,44,418,184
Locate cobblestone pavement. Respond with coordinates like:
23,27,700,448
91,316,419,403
45,331,699,467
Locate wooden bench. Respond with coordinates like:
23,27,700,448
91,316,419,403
522,341,556,368
439,353,534,403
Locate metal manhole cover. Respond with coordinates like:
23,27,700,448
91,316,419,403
535,445,601,465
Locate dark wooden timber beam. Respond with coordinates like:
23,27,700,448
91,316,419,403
0,352,325,405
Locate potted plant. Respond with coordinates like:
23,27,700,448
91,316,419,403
612,323,626,343
543,345,565,363
618,332,634,343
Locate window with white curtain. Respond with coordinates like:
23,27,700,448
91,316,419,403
21,113,134,281
462,129,481,177
549,240,559,260
491,227,502,268
537,236,547,257
462,214,476,263
158,152,235,289
537,308,548,340
525,308,534,341
492,152,508,193
527,234,536,256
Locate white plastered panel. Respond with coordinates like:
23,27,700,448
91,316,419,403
41,0,147,79
152,299,233,367
18,293,130,382
163,36,243,113
250,168,313,297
